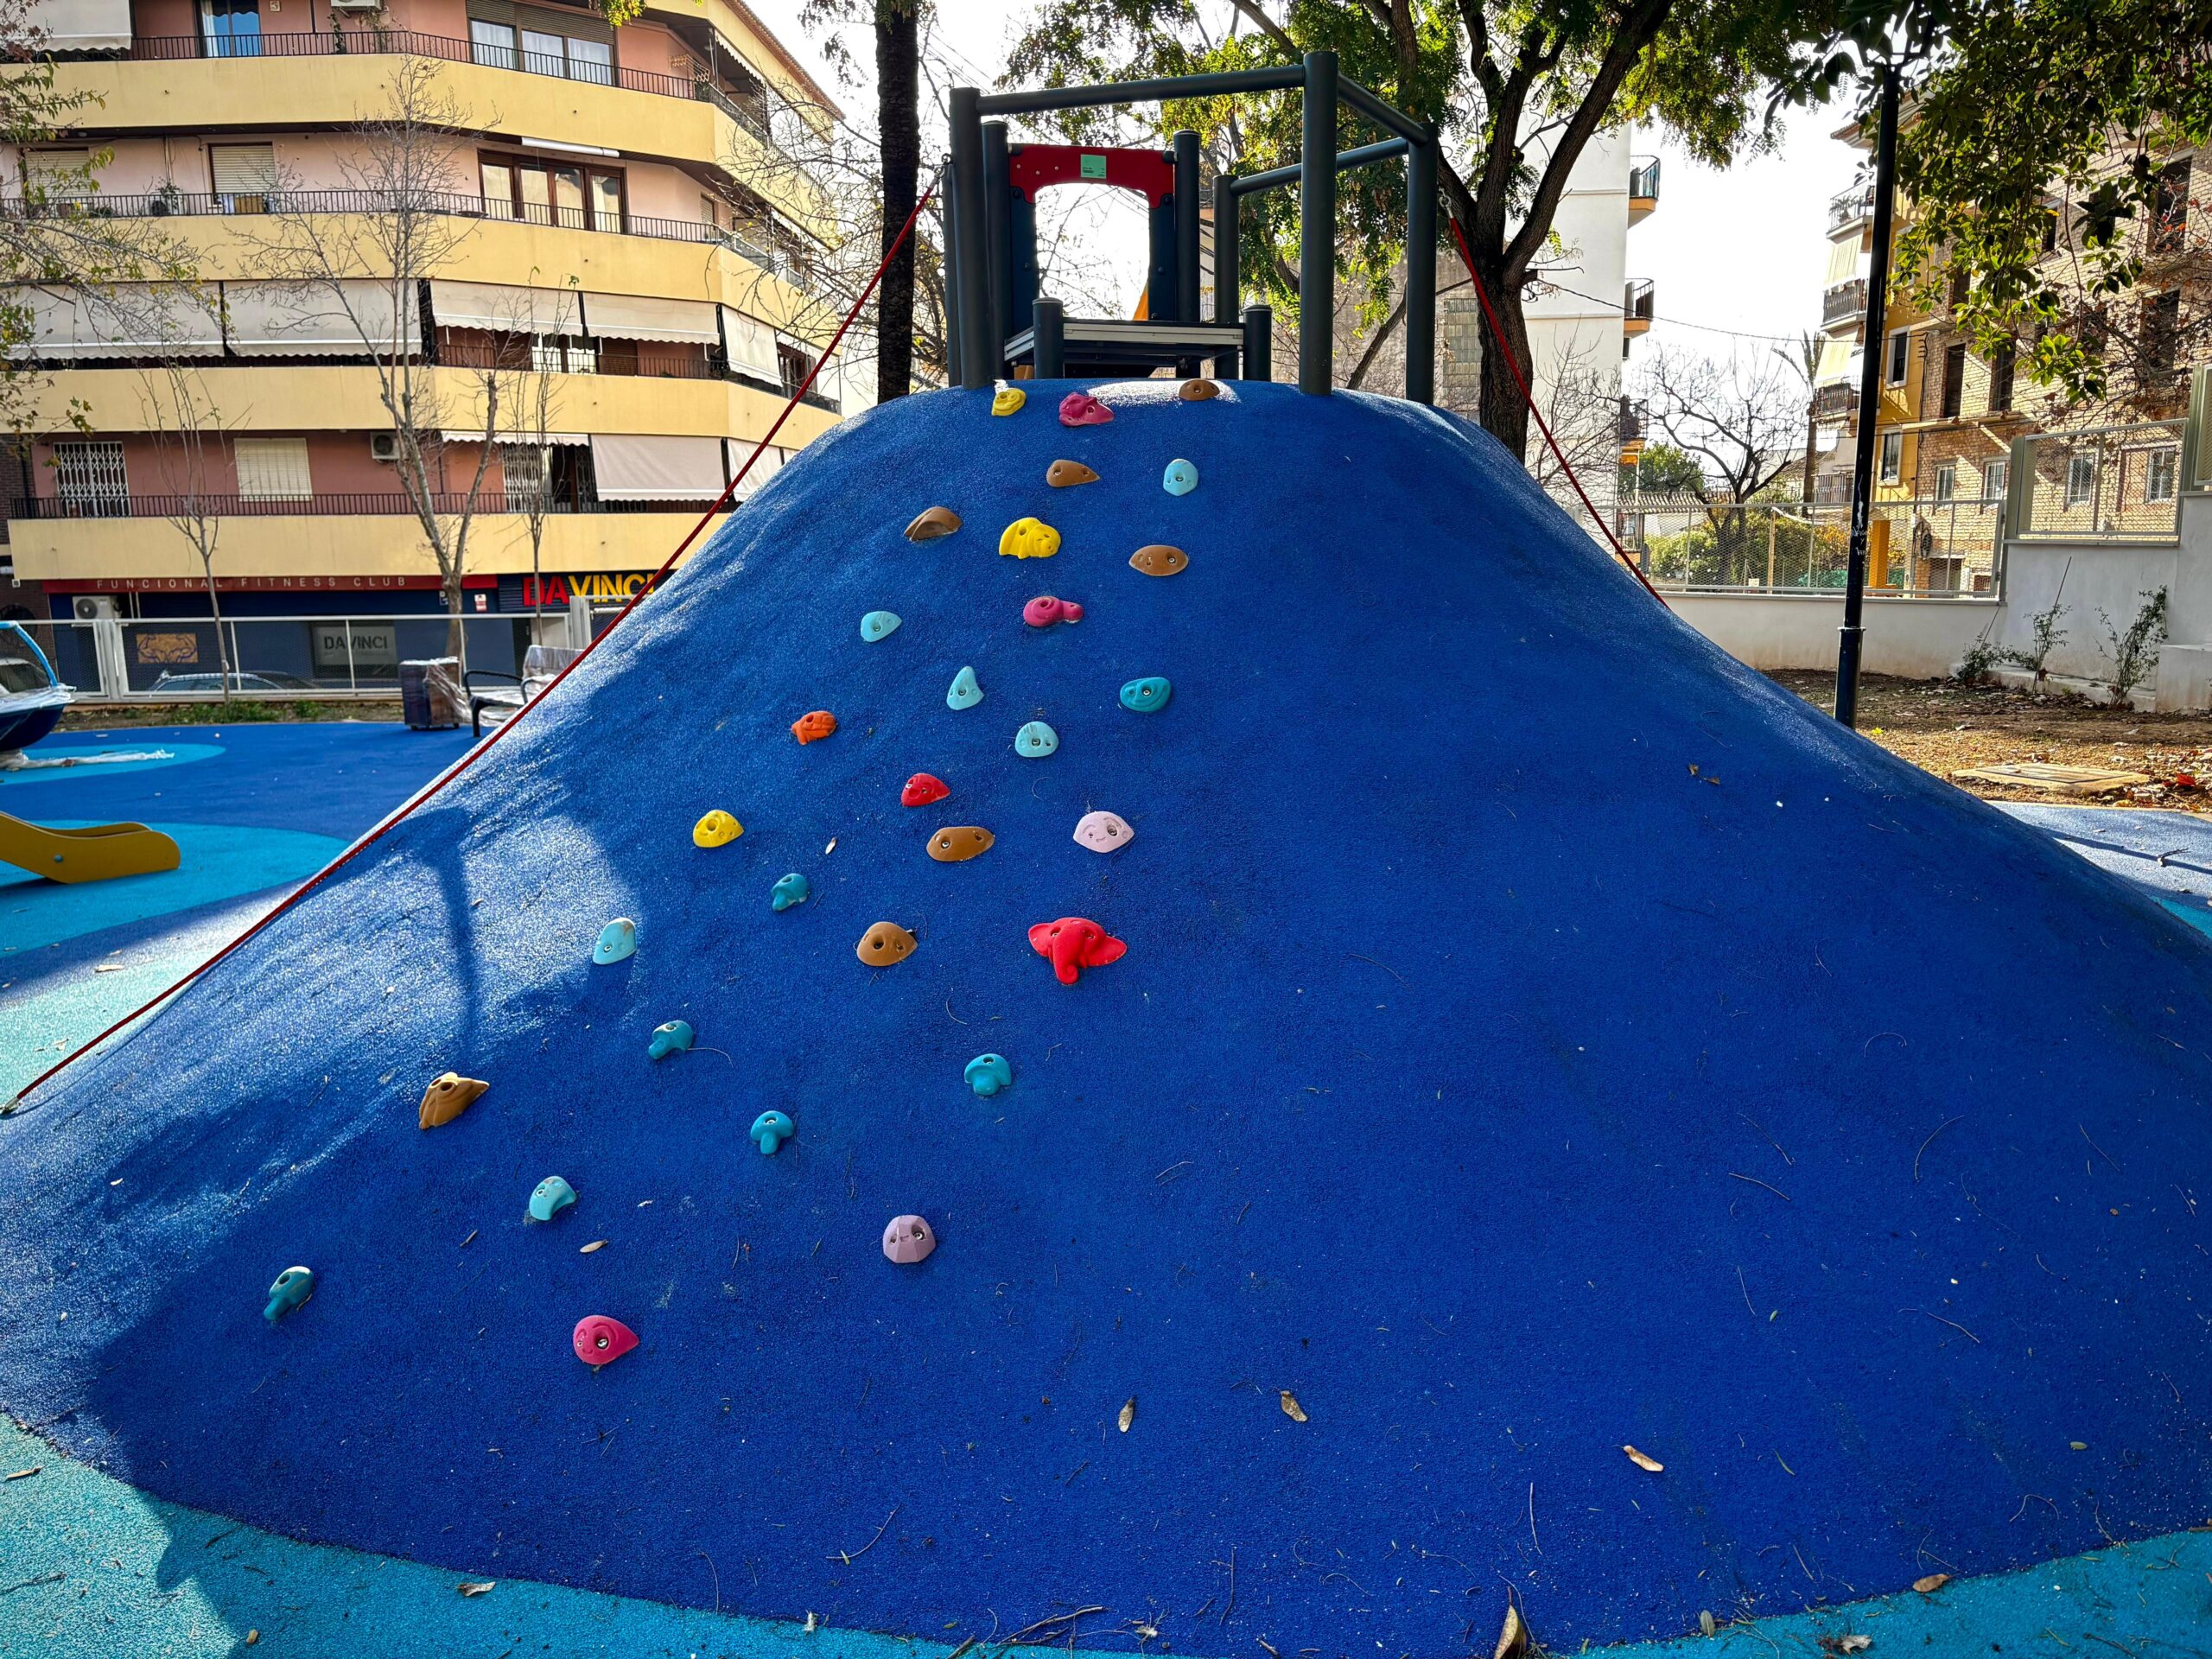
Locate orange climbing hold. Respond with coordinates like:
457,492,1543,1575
926,826,995,864
791,710,838,744
418,1072,488,1130
1129,544,1189,577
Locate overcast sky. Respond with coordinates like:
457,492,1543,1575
747,2,1868,380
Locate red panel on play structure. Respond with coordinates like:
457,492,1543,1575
1007,143,1175,206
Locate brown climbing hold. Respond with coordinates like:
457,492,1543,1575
926,825,995,863
791,710,837,744
1179,378,1219,401
905,505,962,542
1129,544,1189,578
856,921,918,967
1046,459,1099,488
418,1072,488,1130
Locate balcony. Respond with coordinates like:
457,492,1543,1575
1821,278,1866,327
1829,186,1874,232
1812,382,1857,423
1618,395,1648,463
1628,156,1661,226
1623,278,1654,337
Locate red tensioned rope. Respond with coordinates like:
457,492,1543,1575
7,188,937,1111
1446,213,1669,608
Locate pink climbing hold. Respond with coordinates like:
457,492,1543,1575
883,1214,937,1264
1022,595,1084,629
1027,917,1128,986
572,1314,638,1369
1058,391,1113,428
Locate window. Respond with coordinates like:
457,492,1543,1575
1986,340,2015,412
2146,448,2179,503
200,0,261,58
210,143,277,211
233,438,312,501
500,442,546,505
1934,462,1956,503
1984,458,2008,502
2065,451,2098,508
2150,158,2190,256
531,335,594,374
52,441,128,517
590,173,622,232
469,19,517,70
2140,289,2181,379
506,23,613,84
480,159,514,220
568,39,613,85
478,153,624,232
1941,342,1967,419
24,148,93,202
1948,266,1969,306
1885,330,1909,385
1878,429,1903,484
777,339,812,397
2039,207,2059,253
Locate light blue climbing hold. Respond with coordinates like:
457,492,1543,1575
593,918,637,965
648,1020,694,1060
947,665,982,710
1120,676,1173,714
264,1266,314,1324
964,1053,1013,1097
772,873,810,912
751,1110,794,1155
1014,720,1058,758
529,1175,577,1222
861,610,902,642
1163,458,1198,496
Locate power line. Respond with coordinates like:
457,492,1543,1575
1535,279,1808,345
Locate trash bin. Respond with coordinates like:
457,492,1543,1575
398,657,463,730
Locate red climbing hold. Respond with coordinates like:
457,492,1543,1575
901,772,950,808
1022,595,1084,629
1058,391,1113,428
572,1314,639,1369
1027,917,1128,986
791,710,837,744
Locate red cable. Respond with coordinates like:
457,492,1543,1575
1446,214,1668,607
7,188,936,1111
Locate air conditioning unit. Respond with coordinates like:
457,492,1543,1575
73,595,118,621
369,433,403,462
329,0,385,11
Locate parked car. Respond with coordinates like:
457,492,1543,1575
148,670,319,694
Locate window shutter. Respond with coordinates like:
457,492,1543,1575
234,438,313,501
210,143,278,197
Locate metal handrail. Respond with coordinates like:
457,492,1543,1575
1623,278,1655,321
1628,157,1661,200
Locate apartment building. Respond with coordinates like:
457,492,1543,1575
4,0,867,651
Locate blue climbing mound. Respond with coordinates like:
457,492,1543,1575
4,381,2210,1653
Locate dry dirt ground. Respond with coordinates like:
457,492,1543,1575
1768,671,2212,813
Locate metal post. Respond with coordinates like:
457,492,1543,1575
982,121,1012,372
1173,129,1201,324
949,88,992,390
1834,64,1898,729
1213,174,1239,323
1297,50,1338,395
1033,298,1064,378
940,151,963,378
1404,128,1436,404
1243,303,1273,380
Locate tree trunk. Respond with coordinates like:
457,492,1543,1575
1802,413,1817,505
443,577,467,669
201,552,232,702
874,1,919,403
1474,260,1533,463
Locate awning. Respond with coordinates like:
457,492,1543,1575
4,283,223,359
43,0,131,50
224,279,416,357
589,434,726,501
429,280,583,337
583,292,718,346
728,440,785,497
1814,336,1854,385
719,305,780,378
441,430,590,445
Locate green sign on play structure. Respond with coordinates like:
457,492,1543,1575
1079,154,1107,180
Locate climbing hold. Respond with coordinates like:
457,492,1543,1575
647,1020,695,1060
1058,391,1113,427
964,1053,1013,1097
592,918,638,965
418,1071,488,1130
991,385,1026,416
791,710,837,744
946,666,983,710
1028,916,1128,986
900,772,950,808
1162,459,1198,496
1046,459,1099,488
1014,720,1058,759
572,1314,639,1369
1130,544,1189,578
771,873,810,912
529,1176,577,1222
905,505,962,541
856,921,918,967
998,517,1061,560
264,1266,314,1324
882,1215,937,1264
861,610,902,642
1022,595,1084,629
927,825,995,863
1120,676,1173,714
1179,378,1219,401
750,1110,794,1154
692,810,742,848
1072,810,1134,853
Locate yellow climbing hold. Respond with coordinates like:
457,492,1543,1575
999,517,1061,560
692,810,743,849
991,385,1026,416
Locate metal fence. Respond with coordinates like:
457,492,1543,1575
2009,419,2189,543
1621,498,2005,599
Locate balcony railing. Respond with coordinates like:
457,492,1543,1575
1623,278,1654,334
1628,157,1662,201
1821,279,1866,327
8,491,706,520
1812,383,1857,422
1829,186,1874,231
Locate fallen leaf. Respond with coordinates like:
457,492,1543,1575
1118,1398,1135,1433
1491,1602,1528,1659
1699,1611,1718,1636
1911,1573,1949,1594
245,1633,259,1647
1819,1637,1872,1655
580,1240,607,1254
1278,1389,1307,1423
824,838,837,855
457,1580,496,1597
3,1467,40,1481
92,963,123,974
1624,1444,1664,1472
2069,1440,2088,1450
804,1611,818,1632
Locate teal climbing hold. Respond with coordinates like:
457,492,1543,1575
264,1266,314,1324
593,918,637,964
751,1110,794,1154
947,665,983,710
964,1053,1014,1097
1163,458,1198,496
772,873,810,912
1120,676,1173,714
1014,720,1058,758
861,610,902,642
529,1175,577,1222
648,1020,694,1060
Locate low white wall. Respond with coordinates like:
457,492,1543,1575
1666,592,1997,679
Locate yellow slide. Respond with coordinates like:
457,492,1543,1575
0,810,181,884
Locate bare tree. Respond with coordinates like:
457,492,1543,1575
1517,333,1628,540
136,363,237,697
1637,346,1806,505
498,287,577,650
1774,330,1821,505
